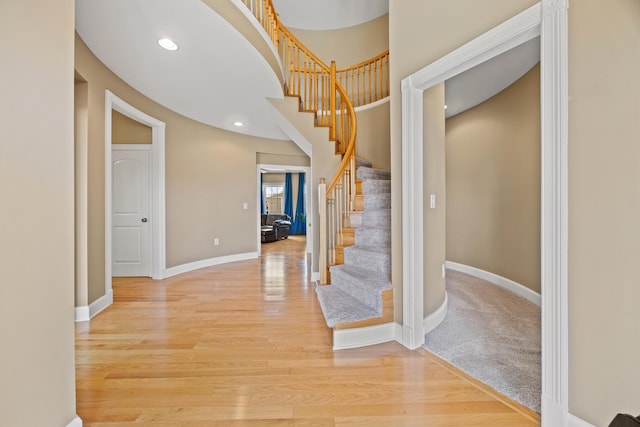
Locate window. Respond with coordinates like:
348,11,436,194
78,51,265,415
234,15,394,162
263,184,284,214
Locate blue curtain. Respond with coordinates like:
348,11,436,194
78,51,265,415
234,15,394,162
260,174,266,214
290,173,306,235
284,173,293,220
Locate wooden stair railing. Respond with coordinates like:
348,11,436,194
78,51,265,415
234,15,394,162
241,0,389,286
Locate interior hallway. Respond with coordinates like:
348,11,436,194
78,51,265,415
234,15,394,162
75,237,539,426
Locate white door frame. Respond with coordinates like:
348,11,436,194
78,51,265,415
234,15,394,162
256,164,312,257
105,90,166,296
400,1,568,425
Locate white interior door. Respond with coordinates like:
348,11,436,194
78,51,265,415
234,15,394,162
112,147,151,277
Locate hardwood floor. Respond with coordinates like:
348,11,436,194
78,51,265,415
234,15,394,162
76,236,539,426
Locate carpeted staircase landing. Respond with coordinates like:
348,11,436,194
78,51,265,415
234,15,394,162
315,159,391,327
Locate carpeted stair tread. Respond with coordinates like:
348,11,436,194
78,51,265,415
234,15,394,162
315,285,381,328
329,264,391,311
357,167,391,180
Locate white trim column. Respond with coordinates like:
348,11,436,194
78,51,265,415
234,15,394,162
401,81,425,349
540,0,569,425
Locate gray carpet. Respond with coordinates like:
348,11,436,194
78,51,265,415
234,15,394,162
424,270,541,413
315,164,392,327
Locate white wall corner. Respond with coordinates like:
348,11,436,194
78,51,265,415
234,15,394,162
66,415,83,427
74,306,90,322
423,292,448,335
89,289,113,319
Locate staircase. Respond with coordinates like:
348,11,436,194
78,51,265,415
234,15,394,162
316,160,393,332
239,0,393,349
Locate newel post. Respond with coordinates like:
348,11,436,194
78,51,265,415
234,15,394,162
318,177,327,284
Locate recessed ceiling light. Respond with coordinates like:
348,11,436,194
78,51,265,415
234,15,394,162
233,121,244,127
158,38,178,51
444,104,448,109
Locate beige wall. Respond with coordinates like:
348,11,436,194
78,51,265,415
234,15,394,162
423,84,447,316
289,14,389,68
355,101,391,171
75,34,307,303
112,110,152,144
568,0,640,424
0,0,77,425
446,64,541,293
389,0,537,321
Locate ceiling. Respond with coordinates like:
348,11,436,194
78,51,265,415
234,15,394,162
76,0,539,140
272,0,389,30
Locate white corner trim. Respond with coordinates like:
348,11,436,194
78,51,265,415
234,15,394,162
423,292,448,335
75,306,90,322
66,415,83,427
400,81,425,350
89,290,113,319
310,271,320,282
332,322,396,350
568,413,596,427
163,252,258,278
445,262,541,306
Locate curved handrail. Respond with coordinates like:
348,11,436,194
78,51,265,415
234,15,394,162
326,83,357,194
336,50,390,108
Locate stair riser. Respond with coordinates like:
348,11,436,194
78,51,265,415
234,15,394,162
344,249,391,276
329,269,383,312
357,168,391,180
362,209,390,227
361,180,391,195
355,227,391,247
364,194,391,210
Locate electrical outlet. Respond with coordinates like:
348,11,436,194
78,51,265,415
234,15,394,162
243,202,248,210
214,238,219,246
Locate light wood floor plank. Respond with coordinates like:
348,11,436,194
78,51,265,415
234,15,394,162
76,236,539,426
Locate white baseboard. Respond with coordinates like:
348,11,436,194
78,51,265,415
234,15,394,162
310,271,320,282
423,292,448,335
333,322,396,350
445,261,541,306
163,252,258,278
89,290,113,319
74,306,90,322
66,415,83,427
568,413,595,427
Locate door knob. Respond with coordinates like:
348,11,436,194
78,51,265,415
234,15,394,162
141,218,148,223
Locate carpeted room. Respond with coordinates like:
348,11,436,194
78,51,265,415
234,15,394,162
424,62,542,412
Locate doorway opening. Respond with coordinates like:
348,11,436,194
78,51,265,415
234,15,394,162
105,90,166,298
399,2,569,424
257,164,311,266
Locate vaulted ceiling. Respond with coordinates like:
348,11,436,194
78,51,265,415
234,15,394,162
76,0,538,139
